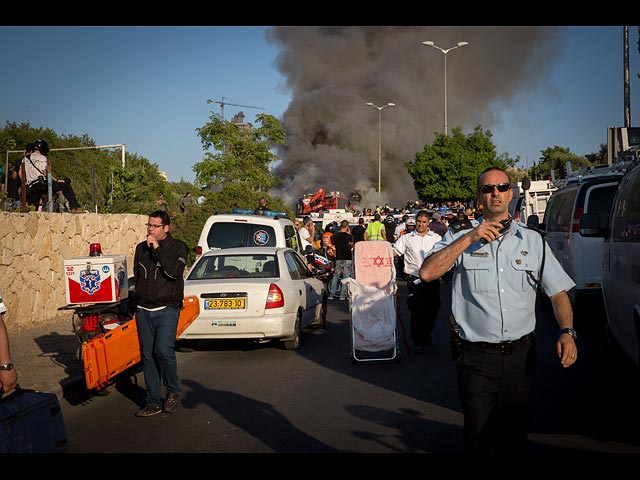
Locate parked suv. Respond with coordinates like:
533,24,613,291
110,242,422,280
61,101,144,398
194,209,303,262
542,175,623,309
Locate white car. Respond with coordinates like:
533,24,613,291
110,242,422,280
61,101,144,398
179,247,327,350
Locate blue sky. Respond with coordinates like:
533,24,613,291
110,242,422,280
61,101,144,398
1,26,638,185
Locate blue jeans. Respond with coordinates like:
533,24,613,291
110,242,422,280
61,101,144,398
329,259,352,298
136,306,181,407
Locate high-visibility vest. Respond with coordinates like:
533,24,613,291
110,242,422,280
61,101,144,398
322,231,336,257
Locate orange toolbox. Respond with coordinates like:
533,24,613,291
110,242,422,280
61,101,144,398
82,296,199,391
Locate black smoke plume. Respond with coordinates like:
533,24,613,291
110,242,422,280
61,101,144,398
267,26,561,209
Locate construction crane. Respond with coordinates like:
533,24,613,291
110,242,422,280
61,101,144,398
207,97,265,119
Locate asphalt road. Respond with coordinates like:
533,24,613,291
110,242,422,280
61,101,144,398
58,278,640,454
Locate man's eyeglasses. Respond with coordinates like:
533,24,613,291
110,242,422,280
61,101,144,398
147,223,164,229
479,183,511,194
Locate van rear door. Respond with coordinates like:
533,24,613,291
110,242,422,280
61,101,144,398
571,182,619,295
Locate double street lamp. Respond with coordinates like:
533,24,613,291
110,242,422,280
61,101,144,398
365,102,396,197
422,40,469,135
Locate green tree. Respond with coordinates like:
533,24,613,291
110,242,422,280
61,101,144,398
530,146,592,180
585,143,608,166
407,125,517,203
0,121,181,215
193,113,285,192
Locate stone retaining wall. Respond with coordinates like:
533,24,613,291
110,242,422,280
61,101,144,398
0,211,148,331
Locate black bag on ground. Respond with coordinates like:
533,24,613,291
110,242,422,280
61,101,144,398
0,385,68,453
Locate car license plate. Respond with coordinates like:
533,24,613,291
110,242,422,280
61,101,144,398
204,298,245,310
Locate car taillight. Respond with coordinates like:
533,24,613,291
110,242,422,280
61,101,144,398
196,246,203,255
265,284,284,309
572,206,583,233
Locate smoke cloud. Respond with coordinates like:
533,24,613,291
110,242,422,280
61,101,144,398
266,26,561,209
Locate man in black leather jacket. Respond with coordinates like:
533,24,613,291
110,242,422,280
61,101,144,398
133,210,189,417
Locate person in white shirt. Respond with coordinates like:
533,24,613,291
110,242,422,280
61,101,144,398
392,210,442,352
299,217,315,251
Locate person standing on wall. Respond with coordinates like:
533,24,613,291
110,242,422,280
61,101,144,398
419,166,577,453
19,139,82,213
133,210,189,417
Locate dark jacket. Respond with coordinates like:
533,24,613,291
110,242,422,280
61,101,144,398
133,232,189,309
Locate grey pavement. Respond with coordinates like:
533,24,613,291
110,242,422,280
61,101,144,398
9,313,86,398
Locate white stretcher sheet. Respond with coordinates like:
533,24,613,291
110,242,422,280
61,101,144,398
345,241,397,352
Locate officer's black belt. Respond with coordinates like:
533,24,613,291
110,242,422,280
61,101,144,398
459,332,534,356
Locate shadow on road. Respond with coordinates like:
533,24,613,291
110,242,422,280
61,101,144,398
181,378,339,453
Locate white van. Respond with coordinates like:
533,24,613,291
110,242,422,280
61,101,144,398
542,175,623,307
601,160,640,366
194,209,303,262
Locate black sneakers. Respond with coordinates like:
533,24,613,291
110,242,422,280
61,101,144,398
135,404,162,417
164,393,180,413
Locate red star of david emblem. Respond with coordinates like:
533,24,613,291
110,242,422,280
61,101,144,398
372,255,385,267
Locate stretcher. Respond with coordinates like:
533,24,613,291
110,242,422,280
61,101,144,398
343,241,404,363
81,296,199,391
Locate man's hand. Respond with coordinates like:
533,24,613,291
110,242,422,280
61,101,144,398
146,235,159,249
0,369,18,393
557,334,578,368
472,220,507,244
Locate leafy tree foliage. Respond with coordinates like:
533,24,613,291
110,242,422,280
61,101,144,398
584,143,608,166
529,145,592,180
0,121,177,214
407,126,517,203
193,113,285,192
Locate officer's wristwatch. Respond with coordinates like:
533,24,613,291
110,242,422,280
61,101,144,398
559,328,578,340
0,362,14,371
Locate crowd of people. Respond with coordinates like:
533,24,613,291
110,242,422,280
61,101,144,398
299,167,577,453
1,167,579,452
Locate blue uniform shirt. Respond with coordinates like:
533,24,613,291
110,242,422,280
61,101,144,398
427,218,575,343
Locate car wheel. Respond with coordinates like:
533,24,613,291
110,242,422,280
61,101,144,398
283,313,302,350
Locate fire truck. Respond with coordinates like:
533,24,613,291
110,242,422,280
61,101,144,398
296,188,348,216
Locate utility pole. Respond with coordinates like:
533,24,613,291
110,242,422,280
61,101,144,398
207,97,265,119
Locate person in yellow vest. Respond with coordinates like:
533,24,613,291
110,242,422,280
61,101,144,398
364,213,386,241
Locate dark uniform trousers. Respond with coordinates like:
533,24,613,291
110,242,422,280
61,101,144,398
406,276,441,347
456,333,537,453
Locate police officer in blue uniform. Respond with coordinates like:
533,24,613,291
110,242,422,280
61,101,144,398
420,166,577,453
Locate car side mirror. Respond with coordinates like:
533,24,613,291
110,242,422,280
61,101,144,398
580,212,602,237
526,214,539,229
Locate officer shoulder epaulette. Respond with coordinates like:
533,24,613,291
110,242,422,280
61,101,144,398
451,220,474,232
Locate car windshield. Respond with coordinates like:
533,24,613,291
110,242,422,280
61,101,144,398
188,254,278,280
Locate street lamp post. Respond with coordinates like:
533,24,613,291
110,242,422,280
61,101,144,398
422,40,469,135
365,102,396,197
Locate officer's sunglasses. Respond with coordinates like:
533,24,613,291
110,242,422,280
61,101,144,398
479,183,511,194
